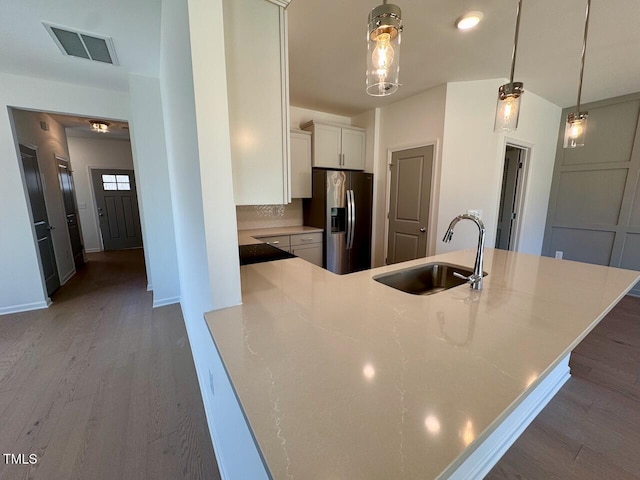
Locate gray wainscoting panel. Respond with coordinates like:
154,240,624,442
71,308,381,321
561,100,640,166
549,228,615,266
629,172,640,226
543,92,640,297
555,169,627,226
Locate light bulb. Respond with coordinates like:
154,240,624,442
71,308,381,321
372,33,394,79
569,122,582,139
503,98,514,121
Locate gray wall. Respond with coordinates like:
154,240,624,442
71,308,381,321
543,92,640,296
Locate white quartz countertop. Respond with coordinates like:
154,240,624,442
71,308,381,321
204,249,639,479
237,226,324,246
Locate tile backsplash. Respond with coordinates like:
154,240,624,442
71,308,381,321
236,199,304,230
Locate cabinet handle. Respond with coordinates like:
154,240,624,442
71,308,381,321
271,241,279,244
301,237,314,241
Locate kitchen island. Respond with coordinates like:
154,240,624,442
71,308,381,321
204,249,639,479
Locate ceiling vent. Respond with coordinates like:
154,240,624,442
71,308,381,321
44,23,119,65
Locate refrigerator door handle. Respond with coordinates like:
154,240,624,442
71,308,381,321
349,189,356,249
346,190,352,250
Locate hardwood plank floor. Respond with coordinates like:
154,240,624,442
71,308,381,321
487,295,640,480
0,250,220,480
2,251,639,479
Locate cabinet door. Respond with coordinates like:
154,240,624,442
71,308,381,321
341,128,366,170
313,123,342,168
290,131,312,198
255,235,290,249
291,244,323,267
224,0,289,205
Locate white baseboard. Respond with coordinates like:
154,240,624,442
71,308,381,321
84,248,101,253
446,354,571,479
147,283,153,292
152,296,180,308
0,300,51,316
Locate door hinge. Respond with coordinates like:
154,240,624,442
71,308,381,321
518,162,523,169
386,212,389,219
388,163,393,169
511,212,517,220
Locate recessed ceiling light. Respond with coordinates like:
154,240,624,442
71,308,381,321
456,11,483,30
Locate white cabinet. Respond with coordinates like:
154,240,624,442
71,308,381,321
290,130,312,198
302,121,366,170
291,244,323,266
223,0,290,205
256,231,324,267
290,232,323,267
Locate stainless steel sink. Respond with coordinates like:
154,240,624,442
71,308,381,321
373,262,487,295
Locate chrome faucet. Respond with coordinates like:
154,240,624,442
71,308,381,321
442,214,486,290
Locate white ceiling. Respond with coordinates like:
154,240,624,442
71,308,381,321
48,112,130,140
2,0,638,119
0,0,162,92
288,0,640,116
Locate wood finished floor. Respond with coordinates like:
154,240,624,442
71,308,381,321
487,294,640,480
2,251,639,480
0,250,220,480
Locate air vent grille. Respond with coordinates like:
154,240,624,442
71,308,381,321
44,23,118,65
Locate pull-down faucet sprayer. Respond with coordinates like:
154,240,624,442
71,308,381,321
443,214,486,290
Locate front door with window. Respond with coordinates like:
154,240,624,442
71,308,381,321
91,169,143,250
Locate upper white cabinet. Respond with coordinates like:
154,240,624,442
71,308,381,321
290,129,312,198
302,121,366,170
223,0,290,205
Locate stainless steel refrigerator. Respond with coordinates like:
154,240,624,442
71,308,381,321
303,169,373,274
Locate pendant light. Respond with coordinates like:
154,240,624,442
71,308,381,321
564,0,591,148
366,0,403,97
494,0,524,132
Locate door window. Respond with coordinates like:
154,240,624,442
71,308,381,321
102,174,131,191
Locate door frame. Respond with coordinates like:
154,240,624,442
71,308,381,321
16,142,55,304
383,139,441,265
495,137,533,253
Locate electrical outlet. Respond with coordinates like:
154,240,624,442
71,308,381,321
209,369,215,396
467,209,482,219
555,251,563,259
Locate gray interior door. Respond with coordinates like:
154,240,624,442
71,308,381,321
20,144,60,296
387,145,433,264
91,169,143,251
496,147,523,250
57,157,84,270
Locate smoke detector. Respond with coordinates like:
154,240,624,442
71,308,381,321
44,22,119,65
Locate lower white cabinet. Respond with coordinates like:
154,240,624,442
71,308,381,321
256,231,323,267
290,243,322,267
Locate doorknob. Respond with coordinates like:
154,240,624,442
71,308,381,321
419,227,426,233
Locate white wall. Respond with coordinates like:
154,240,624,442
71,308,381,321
290,105,351,129
129,74,180,307
66,136,135,253
375,84,447,266
160,0,258,477
11,110,76,285
438,79,561,255
0,72,129,314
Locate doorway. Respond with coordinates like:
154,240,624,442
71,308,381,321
20,144,61,296
495,145,528,251
56,155,85,270
386,144,434,264
91,168,143,250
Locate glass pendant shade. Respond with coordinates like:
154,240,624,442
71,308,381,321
366,3,402,97
494,82,523,132
564,112,588,148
